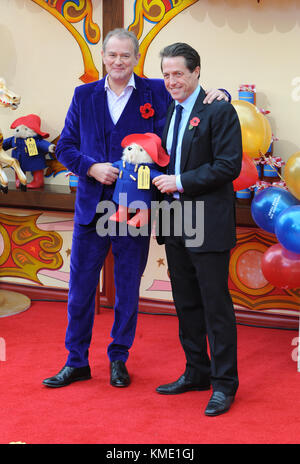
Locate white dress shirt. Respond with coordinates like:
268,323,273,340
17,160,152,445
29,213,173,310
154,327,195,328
104,73,136,124
166,85,201,194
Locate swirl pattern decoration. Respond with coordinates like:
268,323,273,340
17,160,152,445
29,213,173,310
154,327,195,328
129,0,199,77
31,0,100,83
0,212,63,284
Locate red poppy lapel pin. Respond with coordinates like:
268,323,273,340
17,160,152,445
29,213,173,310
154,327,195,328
140,103,155,119
188,116,200,130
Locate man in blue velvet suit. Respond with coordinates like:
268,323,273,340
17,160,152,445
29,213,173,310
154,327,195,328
42,29,229,389
153,43,242,416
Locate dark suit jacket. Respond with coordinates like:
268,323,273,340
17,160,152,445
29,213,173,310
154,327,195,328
157,87,242,252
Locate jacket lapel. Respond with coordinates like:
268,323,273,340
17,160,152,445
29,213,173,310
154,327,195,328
162,101,175,149
180,87,206,172
134,74,155,132
91,79,106,143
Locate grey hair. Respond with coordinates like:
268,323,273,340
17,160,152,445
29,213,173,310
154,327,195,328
102,28,140,57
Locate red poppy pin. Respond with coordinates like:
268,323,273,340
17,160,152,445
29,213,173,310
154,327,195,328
189,116,200,130
140,103,155,119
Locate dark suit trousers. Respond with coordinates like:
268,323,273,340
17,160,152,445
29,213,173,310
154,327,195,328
165,235,239,396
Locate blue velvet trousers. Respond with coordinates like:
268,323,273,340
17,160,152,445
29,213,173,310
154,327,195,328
65,215,150,367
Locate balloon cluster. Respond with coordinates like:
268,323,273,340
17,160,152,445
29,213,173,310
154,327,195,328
251,168,300,289
232,99,300,289
231,100,272,192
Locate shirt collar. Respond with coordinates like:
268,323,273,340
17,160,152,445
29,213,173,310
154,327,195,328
104,73,136,92
175,85,201,112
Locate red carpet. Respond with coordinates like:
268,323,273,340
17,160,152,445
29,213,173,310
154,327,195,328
0,301,299,445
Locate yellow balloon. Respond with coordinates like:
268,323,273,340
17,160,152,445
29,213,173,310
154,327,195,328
260,114,272,155
284,151,300,200
232,100,266,158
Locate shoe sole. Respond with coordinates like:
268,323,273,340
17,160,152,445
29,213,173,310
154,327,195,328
156,385,211,395
42,375,91,388
204,407,230,417
110,380,130,387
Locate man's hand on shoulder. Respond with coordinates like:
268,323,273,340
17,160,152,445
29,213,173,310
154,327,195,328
204,88,230,104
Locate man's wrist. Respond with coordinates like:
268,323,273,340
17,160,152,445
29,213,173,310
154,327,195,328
176,175,184,193
87,163,96,177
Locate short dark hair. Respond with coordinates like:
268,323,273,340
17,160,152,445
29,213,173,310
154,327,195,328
160,42,201,77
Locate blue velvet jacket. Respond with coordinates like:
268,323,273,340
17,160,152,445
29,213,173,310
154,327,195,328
55,74,171,225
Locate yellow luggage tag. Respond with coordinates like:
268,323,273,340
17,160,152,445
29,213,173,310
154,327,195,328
25,138,38,156
137,165,150,189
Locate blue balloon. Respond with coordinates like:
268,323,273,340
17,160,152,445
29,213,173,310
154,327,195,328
251,187,300,233
275,205,300,254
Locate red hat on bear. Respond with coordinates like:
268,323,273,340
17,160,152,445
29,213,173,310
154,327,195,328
121,133,169,167
10,114,49,139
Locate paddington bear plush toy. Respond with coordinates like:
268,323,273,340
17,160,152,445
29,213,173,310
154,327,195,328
3,114,55,189
109,132,169,228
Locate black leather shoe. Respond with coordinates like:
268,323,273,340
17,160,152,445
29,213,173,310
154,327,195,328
110,360,130,387
204,391,235,416
42,365,91,388
156,374,210,395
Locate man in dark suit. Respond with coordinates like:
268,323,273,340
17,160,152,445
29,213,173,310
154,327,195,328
42,30,228,390
153,43,242,416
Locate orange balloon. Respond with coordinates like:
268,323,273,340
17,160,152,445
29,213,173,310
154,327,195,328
284,151,300,200
232,100,267,159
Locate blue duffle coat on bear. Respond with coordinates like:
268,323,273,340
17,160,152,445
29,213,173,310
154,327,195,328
3,136,52,172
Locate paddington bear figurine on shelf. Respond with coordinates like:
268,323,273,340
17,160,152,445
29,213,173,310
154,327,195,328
109,133,169,228
3,114,56,189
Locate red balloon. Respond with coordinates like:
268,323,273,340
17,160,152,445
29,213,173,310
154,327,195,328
233,153,259,192
261,243,300,289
